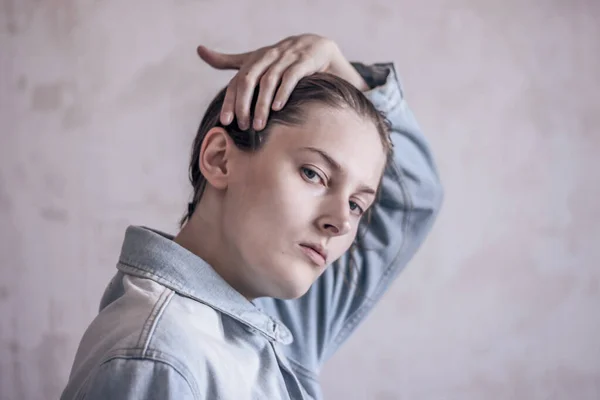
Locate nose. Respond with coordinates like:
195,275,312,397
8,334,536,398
316,206,352,237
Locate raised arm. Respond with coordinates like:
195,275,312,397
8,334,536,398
255,61,444,376
197,34,444,378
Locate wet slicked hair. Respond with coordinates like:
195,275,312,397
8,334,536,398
180,72,392,228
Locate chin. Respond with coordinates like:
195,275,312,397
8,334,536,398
273,284,311,300
270,264,316,300
253,255,319,299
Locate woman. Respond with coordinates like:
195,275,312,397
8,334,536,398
60,34,443,399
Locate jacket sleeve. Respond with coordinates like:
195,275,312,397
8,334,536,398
75,357,197,400
254,62,444,375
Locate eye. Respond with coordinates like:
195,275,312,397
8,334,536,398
301,166,325,185
349,201,365,216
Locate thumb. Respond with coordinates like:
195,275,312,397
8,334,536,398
197,45,247,70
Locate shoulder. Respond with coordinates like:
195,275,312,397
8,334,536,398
106,274,235,366
63,275,237,399
78,357,198,400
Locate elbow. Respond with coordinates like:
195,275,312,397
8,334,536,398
412,175,444,214
419,157,445,213
431,179,445,214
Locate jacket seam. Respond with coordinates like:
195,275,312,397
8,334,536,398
136,286,175,355
330,188,443,353
286,356,319,382
330,244,407,354
79,352,200,400
118,260,284,343
117,259,187,292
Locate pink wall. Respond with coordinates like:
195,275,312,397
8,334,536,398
1,0,599,398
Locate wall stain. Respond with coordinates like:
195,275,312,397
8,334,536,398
62,104,89,130
17,76,27,91
0,173,13,212
31,82,69,112
36,333,70,397
1,1,82,46
13,164,28,186
40,207,69,222
375,390,400,400
588,276,599,295
30,78,88,128
1,0,39,35
369,2,393,21
115,53,178,110
0,286,8,301
449,235,578,337
2,0,17,34
48,298,64,330
43,172,66,198
46,0,80,40
8,338,24,400
30,79,86,125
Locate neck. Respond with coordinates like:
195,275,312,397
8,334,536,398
173,191,254,300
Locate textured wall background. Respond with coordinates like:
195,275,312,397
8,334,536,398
1,0,599,399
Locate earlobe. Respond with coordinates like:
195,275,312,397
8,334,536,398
199,127,231,190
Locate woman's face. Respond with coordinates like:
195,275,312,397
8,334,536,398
222,104,387,299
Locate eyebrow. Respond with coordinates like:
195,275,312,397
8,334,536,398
300,146,377,195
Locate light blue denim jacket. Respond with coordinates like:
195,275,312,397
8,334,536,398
60,62,444,400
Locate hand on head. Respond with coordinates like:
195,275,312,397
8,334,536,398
196,34,368,132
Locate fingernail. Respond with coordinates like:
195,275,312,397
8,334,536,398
222,112,233,125
254,119,264,130
239,119,248,130
272,101,282,110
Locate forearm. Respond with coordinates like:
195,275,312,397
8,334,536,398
354,61,443,203
317,62,444,362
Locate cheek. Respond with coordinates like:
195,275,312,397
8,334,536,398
250,162,316,217
226,165,311,242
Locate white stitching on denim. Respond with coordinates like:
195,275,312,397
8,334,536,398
137,287,175,356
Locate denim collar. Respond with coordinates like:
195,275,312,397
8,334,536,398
116,225,293,345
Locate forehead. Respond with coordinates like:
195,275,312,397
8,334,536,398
268,105,387,184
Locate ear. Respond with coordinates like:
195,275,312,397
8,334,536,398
199,127,232,190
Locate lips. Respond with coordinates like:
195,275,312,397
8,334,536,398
299,243,327,267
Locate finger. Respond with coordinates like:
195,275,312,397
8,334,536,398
220,77,237,125
197,45,249,70
253,55,298,130
272,61,315,110
234,49,281,130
